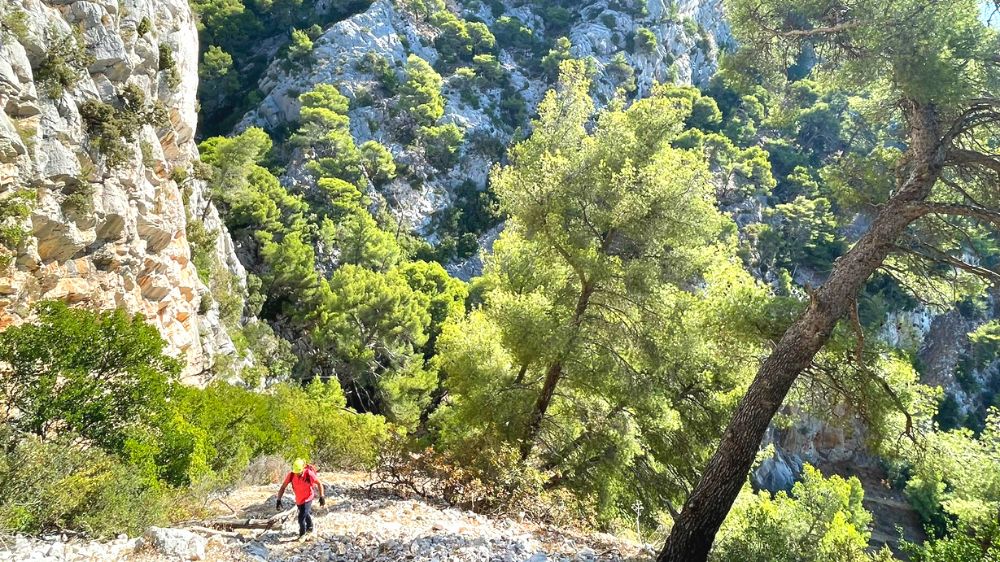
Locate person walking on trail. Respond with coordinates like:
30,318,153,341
276,458,325,539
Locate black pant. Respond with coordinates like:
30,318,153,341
296,500,313,535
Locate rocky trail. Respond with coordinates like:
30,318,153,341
1,472,651,562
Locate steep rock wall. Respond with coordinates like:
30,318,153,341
236,0,729,253
0,0,243,382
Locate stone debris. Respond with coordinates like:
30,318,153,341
138,527,208,560
0,472,654,561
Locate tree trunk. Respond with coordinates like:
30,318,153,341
657,102,943,562
519,281,595,461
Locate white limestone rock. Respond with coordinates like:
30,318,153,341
0,0,243,383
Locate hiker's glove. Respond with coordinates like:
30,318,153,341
319,497,325,507
275,499,281,511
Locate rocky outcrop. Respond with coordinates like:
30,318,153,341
0,0,242,382
237,0,728,240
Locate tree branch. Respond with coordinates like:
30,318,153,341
892,244,1000,284
910,201,1000,230
777,22,861,38
947,149,1000,175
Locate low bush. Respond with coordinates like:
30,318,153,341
79,85,169,167
0,430,168,538
419,123,464,169
0,303,391,538
36,29,93,98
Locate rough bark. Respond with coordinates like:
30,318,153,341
657,102,944,562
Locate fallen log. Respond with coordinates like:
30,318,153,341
185,526,243,540
194,507,297,533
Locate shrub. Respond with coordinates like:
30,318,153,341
80,85,170,167
432,10,473,65
0,301,180,451
0,431,167,538
607,52,636,93
62,183,95,217
635,27,657,53
419,123,464,169
36,29,94,98
492,16,535,51
136,16,152,36
473,53,504,83
158,43,175,71
0,188,34,269
712,465,878,562
357,52,398,93
144,379,390,487
903,519,1000,562
1,7,29,42
399,55,445,127
286,28,313,64
360,140,397,185
541,37,572,79
373,435,547,514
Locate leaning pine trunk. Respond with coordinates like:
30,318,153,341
519,281,595,461
657,103,943,562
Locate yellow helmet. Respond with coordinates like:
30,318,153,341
292,458,306,474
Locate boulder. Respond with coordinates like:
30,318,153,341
139,527,207,561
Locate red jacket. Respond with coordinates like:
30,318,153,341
282,466,318,505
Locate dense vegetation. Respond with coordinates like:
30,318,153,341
0,302,386,536
2,1,999,561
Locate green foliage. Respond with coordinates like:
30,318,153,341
0,297,389,538
635,27,657,53
492,16,537,51
136,16,152,36
542,5,573,33
399,55,445,127
419,123,464,169
431,10,474,65
751,195,845,273
199,45,239,99
359,140,397,186
288,28,314,63
656,85,723,131
1,7,30,42
357,52,399,93
0,302,179,451
400,0,445,20
0,188,34,269
727,0,996,109
606,53,636,94
472,53,504,83
36,29,94,99
312,265,433,426
144,379,388,486
903,519,1000,562
189,0,371,134
158,43,176,71
79,85,169,167
900,409,1000,536
541,37,572,79
424,179,499,263
713,465,882,562
292,84,366,185
0,431,167,538
433,61,770,527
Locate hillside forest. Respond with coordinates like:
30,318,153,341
1,0,1000,561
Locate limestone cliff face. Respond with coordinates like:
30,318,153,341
0,0,242,382
237,0,729,275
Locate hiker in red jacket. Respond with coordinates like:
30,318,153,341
276,458,325,539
